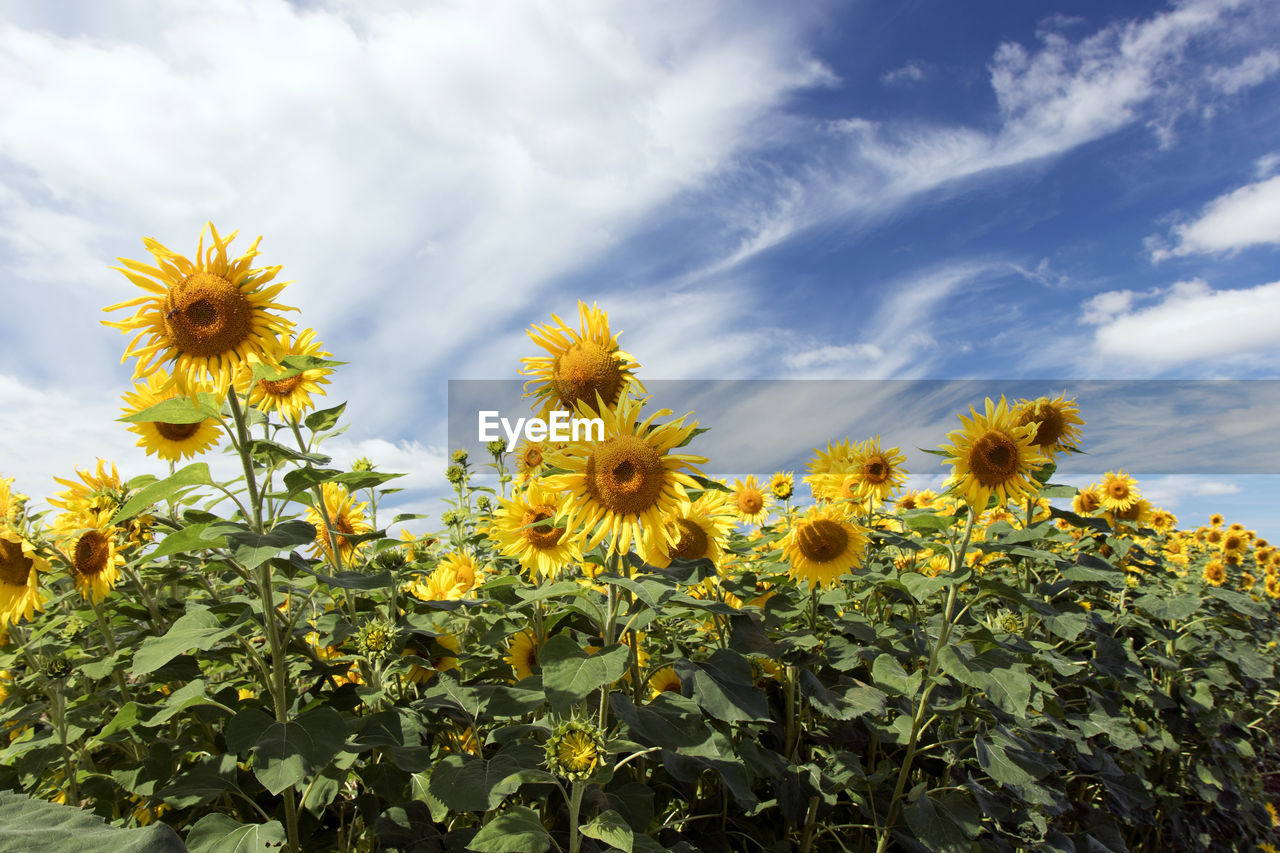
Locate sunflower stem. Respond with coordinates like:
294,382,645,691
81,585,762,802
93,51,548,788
227,392,263,533
50,682,78,805
568,779,586,853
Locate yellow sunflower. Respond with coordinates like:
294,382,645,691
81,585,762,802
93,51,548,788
1099,471,1140,513
486,484,581,581
804,438,852,500
730,476,773,525
846,437,908,504
60,526,126,604
49,460,126,530
1150,508,1177,533
0,477,28,523
103,223,296,395
520,302,643,418
505,630,542,680
939,397,1047,510
648,666,682,699
1105,498,1152,530
640,492,736,570
0,528,48,627
1014,395,1085,458
769,471,795,501
235,328,333,423
403,633,460,684
541,394,707,558
120,369,222,462
1072,485,1102,515
305,482,372,565
513,439,558,482
1202,560,1226,587
436,552,484,594
782,505,869,589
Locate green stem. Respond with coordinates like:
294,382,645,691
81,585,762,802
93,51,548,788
51,684,78,805
568,780,586,853
227,392,263,532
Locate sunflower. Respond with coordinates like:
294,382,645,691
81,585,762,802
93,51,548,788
1072,485,1102,516
103,223,297,395
769,472,795,501
486,484,580,581
520,302,643,418
846,437,908,504
1149,508,1177,534
939,397,1047,510
805,439,852,500
120,369,222,463
1014,395,1085,458
729,476,772,525
1098,471,1141,514
1204,527,1224,546
514,439,557,482
61,525,126,604
895,490,922,511
505,630,542,680
782,505,869,589
1106,498,1153,530
49,459,126,529
1209,513,1224,527
1202,560,1227,587
648,666,682,699
1220,531,1249,558
403,633,460,684
544,719,606,782
0,477,28,523
235,328,333,423
305,482,372,565
640,491,736,570
0,528,48,628
541,394,707,558
436,552,484,593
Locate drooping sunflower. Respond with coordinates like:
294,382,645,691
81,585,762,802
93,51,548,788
639,491,736,571
120,369,223,462
769,471,795,501
305,482,372,565
235,328,333,423
486,484,580,581
648,666,682,699
103,223,297,395
1072,485,1102,515
541,394,707,558
1014,395,1085,459
1098,470,1140,514
0,477,28,523
505,630,542,680
520,302,643,418
730,476,772,525
782,505,869,589
0,528,48,628
939,397,1047,510
49,460,127,530
60,525,126,604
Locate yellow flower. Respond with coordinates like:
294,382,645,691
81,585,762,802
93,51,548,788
305,482,371,565
0,528,47,628
0,477,28,523
1014,394,1085,458
63,525,127,604
648,666,682,699
235,328,333,423
544,719,606,781
639,491,736,570
513,439,557,482
782,505,869,589
120,368,223,462
505,630,542,681
1267,802,1279,828
843,437,908,505
403,633,460,684
1072,485,1102,515
486,483,581,581
520,302,643,418
1149,508,1177,534
1202,560,1226,587
49,459,126,530
436,552,484,593
1099,470,1141,514
939,397,1047,510
730,476,772,525
769,471,795,501
103,223,296,395
542,394,706,558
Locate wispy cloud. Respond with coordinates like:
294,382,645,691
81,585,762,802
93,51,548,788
1206,48,1280,94
881,61,929,86
1149,175,1280,259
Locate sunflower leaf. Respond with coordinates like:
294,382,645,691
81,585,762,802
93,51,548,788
119,393,222,425
112,462,216,524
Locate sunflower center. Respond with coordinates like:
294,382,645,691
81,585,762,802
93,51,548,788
522,505,565,549
969,431,1020,487
863,458,889,484
1077,491,1101,513
737,489,764,515
1024,404,1065,449
552,341,623,411
154,420,203,441
164,271,254,357
796,519,849,564
557,734,598,771
259,373,304,397
74,529,111,578
672,518,709,561
1107,481,1130,500
0,538,33,586
523,447,543,468
585,435,665,515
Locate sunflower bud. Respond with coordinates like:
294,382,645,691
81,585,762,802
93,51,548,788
476,496,492,513
486,438,507,456
445,464,467,485
351,456,375,473
544,718,606,781
45,654,73,680
355,618,397,661
451,449,469,464
372,548,407,570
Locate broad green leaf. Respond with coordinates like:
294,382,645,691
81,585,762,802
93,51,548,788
0,791,185,852
580,809,633,853
305,402,347,432
112,462,216,523
145,521,240,561
872,654,913,696
540,635,630,715
466,805,551,853
227,519,317,569
610,692,711,749
429,747,542,812
143,679,234,727
250,707,347,795
119,393,221,425
684,649,769,723
902,789,981,853
131,607,246,675
185,814,287,853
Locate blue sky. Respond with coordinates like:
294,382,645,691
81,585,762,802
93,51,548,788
1,0,1277,535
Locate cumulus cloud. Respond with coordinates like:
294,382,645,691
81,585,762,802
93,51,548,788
1151,175,1280,259
1086,279,1280,364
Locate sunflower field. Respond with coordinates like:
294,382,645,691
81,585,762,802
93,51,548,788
2,224,1280,853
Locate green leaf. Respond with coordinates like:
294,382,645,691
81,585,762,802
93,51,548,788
610,692,712,749
540,635,630,715
112,463,216,524
185,814,287,853
872,654,913,696
143,679,234,727
99,702,141,739
684,649,770,722
975,731,1041,788
901,789,981,853
249,707,348,795
304,402,346,432
430,747,543,812
226,520,317,569
119,393,222,425
580,809,633,853
466,805,551,853
799,671,886,720
146,521,240,560
0,791,186,852
131,607,246,675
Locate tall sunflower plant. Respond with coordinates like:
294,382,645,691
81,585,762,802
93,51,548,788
3,234,1280,852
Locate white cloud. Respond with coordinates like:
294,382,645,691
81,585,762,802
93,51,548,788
1206,48,1280,94
784,344,884,370
881,61,928,86
1256,151,1280,178
1152,175,1280,259
1132,475,1241,509
1088,278,1280,364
